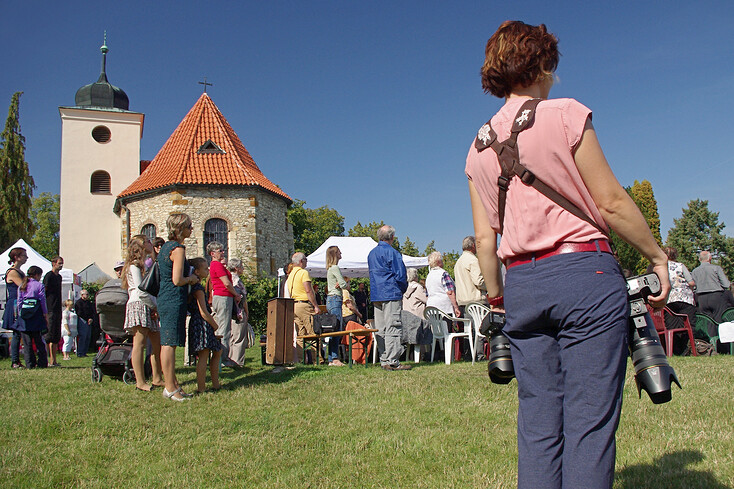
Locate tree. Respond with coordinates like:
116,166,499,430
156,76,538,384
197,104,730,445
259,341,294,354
609,180,661,275
30,192,60,260
0,92,35,249
441,250,460,278
348,220,400,250
287,199,344,255
401,236,419,256
666,199,734,277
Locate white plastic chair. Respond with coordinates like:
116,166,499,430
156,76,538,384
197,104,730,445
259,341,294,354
465,302,491,362
370,332,421,363
423,306,474,365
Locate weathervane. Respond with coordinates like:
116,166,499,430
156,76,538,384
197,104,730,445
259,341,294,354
199,77,213,93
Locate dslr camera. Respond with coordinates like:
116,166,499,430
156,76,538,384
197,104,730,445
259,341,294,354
627,273,681,404
482,273,681,404
479,311,514,384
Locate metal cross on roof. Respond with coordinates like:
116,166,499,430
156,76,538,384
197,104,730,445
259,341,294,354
199,77,213,93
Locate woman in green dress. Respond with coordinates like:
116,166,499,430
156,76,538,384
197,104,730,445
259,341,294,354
157,213,200,401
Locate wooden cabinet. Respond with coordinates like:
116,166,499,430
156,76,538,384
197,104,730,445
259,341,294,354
266,298,295,365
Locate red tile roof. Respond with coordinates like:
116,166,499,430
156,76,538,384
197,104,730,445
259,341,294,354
118,93,291,202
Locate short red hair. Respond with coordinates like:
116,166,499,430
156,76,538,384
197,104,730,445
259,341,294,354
481,21,559,98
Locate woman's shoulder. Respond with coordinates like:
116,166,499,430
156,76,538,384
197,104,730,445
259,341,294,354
539,98,592,121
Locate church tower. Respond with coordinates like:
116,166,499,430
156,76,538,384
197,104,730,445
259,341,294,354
58,36,144,273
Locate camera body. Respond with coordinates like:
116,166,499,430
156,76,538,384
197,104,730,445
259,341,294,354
480,311,515,384
626,273,681,404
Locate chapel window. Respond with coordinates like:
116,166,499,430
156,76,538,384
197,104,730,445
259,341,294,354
204,218,228,261
141,223,156,241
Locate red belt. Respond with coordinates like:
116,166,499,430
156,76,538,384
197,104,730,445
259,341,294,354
506,240,612,269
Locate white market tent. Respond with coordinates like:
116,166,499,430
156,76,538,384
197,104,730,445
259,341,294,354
304,236,428,278
0,239,81,308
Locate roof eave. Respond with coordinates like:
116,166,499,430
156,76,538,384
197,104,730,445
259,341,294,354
115,183,292,213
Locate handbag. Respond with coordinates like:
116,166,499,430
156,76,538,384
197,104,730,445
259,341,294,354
313,313,338,335
19,298,41,320
139,260,161,297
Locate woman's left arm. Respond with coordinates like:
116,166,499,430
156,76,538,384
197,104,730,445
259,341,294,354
171,247,197,287
574,119,669,306
38,283,48,315
335,267,347,290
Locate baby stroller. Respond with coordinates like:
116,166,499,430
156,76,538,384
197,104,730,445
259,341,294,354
92,279,150,384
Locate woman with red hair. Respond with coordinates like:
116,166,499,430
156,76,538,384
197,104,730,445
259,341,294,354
466,21,669,489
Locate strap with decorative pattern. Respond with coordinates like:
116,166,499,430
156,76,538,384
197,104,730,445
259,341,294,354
474,99,609,238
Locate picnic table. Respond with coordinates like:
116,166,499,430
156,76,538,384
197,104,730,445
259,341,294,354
297,328,378,368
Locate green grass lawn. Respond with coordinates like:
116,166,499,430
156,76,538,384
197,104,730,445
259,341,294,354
1,350,732,489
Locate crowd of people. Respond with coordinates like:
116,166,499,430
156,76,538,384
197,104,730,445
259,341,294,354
2,213,255,402
3,249,101,368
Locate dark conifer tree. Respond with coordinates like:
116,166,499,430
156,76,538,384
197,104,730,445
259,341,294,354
0,92,35,249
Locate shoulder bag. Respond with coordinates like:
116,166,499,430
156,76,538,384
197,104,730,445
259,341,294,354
313,313,338,335
18,297,41,320
139,261,161,297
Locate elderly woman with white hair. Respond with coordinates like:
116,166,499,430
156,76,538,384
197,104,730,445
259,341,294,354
425,251,461,317
227,258,250,367
403,268,427,318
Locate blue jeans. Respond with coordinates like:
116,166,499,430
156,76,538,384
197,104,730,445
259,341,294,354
504,252,628,489
326,295,343,362
76,318,91,357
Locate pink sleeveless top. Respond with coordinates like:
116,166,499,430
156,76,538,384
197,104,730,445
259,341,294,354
465,97,608,261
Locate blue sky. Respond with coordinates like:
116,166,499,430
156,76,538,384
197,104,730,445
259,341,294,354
2,0,733,254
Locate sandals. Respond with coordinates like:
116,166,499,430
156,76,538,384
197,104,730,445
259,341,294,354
162,387,190,402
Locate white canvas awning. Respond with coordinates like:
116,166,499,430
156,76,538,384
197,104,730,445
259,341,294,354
0,238,81,304
303,236,428,278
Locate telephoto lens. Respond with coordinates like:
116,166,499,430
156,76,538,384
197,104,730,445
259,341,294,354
626,273,681,404
480,311,515,384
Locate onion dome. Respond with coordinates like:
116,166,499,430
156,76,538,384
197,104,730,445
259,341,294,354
74,33,129,110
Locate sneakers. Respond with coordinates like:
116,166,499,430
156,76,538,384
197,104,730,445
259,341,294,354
11,362,24,369
328,359,345,367
381,364,412,371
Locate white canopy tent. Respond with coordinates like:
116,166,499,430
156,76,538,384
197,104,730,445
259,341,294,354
0,239,81,314
304,236,428,278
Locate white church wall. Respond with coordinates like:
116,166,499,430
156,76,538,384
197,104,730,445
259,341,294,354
59,107,144,274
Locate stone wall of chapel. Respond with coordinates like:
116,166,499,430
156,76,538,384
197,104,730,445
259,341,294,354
124,186,293,277
255,192,294,276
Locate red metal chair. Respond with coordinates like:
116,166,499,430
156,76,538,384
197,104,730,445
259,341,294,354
646,305,697,357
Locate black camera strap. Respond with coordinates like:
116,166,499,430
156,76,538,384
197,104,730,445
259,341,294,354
474,98,609,239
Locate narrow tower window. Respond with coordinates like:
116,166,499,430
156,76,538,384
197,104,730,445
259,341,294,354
90,170,111,194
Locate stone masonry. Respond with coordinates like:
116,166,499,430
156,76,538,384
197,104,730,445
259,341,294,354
121,186,293,277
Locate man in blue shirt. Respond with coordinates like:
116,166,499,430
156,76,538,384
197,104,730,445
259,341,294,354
368,225,411,370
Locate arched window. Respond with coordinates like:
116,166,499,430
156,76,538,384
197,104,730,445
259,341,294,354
203,218,228,260
90,170,111,194
141,223,156,241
